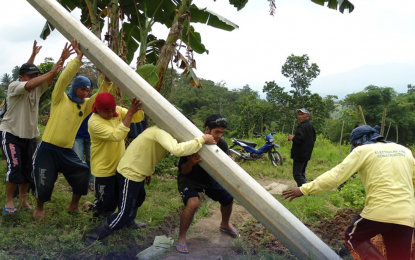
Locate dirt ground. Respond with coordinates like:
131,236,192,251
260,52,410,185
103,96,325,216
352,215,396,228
155,180,354,260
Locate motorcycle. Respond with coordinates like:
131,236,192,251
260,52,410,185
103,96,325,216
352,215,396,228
229,131,283,167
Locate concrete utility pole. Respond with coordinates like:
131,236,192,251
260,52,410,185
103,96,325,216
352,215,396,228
26,0,340,259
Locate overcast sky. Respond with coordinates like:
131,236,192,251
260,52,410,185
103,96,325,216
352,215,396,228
1,0,414,97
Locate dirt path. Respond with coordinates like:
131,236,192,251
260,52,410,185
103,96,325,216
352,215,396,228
154,179,354,260
159,203,250,260
157,180,295,260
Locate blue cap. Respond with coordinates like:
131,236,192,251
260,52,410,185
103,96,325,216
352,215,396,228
71,76,92,90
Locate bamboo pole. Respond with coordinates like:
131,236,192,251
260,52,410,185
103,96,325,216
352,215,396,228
291,119,296,135
385,122,392,140
26,1,340,259
339,121,345,156
358,105,367,125
322,119,328,149
396,125,399,143
380,109,386,136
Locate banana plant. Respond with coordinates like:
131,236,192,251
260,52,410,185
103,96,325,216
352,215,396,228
311,0,354,13
39,0,239,91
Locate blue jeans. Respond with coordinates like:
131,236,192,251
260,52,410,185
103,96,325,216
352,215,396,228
73,137,93,184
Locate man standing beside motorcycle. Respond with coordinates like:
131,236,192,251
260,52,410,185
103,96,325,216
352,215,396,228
175,114,238,254
288,108,316,187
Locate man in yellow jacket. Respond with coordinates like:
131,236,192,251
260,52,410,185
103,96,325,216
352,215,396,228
85,124,216,244
282,125,415,260
88,92,144,223
33,40,113,218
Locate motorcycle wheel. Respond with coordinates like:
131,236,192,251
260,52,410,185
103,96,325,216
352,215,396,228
230,149,243,161
269,149,283,167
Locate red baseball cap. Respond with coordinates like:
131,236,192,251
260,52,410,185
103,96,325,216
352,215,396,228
92,93,119,117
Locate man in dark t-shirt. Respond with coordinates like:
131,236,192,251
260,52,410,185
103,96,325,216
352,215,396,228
176,114,238,254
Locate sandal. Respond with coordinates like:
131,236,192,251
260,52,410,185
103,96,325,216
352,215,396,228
219,226,240,238
176,243,188,254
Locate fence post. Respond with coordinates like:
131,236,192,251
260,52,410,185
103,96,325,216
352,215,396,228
339,120,345,156
385,122,392,140
380,109,386,136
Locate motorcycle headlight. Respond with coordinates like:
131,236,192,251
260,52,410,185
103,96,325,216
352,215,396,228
269,138,274,143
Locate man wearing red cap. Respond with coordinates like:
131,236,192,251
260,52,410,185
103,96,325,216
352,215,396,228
88,93,144,225
32,40,113,218
0,41,64,215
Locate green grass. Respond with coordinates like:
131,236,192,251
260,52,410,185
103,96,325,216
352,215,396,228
0,132,368,259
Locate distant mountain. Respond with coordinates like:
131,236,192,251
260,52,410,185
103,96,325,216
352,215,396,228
280,63,415,99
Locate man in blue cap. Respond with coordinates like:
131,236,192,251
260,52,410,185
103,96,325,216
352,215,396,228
288,108,316,187
282,125,415,260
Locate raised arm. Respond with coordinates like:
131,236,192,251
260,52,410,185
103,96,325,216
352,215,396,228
121,98,143,127
51,40,80,104
70,39,83,62
84,73,113,115
24,59,63,92
27,40,42,64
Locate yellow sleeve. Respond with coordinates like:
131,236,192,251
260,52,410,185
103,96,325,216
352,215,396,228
119,107,145,123
83,75,113,117
412,159,415,188
155,129,205,157
131,110,145,123
51,58,82,105
300,150,361,196
88,116,130,142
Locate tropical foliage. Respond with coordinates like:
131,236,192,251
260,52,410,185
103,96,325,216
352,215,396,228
0,73,13,89
40,0,239,91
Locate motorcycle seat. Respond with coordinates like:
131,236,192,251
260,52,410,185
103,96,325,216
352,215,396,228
235,139,257,148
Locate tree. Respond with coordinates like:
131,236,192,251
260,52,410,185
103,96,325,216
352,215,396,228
343,85,397,126
40,0,238,92
281,54,320,107
12,66,20,81
323,95,338,118
1,73,13,89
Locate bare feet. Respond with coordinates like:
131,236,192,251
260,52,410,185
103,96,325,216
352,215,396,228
66,205,79,212
33,210,44,218
18,200,33,210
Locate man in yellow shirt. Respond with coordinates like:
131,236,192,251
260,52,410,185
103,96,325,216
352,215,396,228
88,92,144,222
33,40,113,218
282,125,415,260
85,125,216,244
